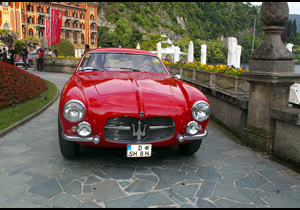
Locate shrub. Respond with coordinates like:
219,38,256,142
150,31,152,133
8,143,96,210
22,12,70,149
0,62,46,109
14,40,24,56
53,39,75,57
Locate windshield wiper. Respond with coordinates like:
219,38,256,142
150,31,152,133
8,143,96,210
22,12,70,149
120,67,146,72
78,67,104,72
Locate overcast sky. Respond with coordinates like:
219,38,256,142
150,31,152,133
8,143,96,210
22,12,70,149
250,2,300,15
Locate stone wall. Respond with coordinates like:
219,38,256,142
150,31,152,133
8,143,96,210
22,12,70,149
44,58,79,74
167,65,300,163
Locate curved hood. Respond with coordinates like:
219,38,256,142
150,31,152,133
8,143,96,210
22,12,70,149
87,71,174,96
83,71,188,118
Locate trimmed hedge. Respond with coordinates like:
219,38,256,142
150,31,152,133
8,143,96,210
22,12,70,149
0,62,46,109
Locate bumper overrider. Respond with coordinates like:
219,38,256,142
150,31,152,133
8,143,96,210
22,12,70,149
62,132,101,144
176,130,207,143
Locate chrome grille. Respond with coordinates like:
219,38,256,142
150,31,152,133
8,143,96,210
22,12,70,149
104,117,175,143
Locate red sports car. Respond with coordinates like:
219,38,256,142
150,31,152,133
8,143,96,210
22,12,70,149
58,48,211,158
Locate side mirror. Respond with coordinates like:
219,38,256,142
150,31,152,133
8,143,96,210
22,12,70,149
174,74,181,80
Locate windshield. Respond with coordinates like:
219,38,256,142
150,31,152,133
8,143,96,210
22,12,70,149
78,53,168,74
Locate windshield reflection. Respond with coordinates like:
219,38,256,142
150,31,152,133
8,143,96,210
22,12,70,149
78,53,168,74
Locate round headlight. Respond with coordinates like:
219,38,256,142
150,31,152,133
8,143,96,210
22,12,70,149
192,101,211,122
63,100,85,122
77,121,91,136
186,121,201,135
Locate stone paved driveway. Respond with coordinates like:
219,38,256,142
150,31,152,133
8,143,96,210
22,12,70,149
0,68,300,208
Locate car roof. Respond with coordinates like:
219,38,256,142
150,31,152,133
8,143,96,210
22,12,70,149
88,47,157,56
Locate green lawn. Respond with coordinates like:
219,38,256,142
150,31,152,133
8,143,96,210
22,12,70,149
0,79,58,131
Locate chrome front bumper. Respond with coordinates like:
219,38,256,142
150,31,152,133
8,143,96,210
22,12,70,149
176,130,208,143
62,131,100,144
62,129,207,145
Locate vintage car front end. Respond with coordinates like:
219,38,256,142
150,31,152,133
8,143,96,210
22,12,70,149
58,48,211,158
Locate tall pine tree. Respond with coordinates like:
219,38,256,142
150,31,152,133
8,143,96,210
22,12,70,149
288,19,293,37
293,19,297,36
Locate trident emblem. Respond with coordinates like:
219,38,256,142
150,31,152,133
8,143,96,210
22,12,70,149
132,120,148,141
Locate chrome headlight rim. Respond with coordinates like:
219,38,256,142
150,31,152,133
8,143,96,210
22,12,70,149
63,99,86,123
192,100,211,122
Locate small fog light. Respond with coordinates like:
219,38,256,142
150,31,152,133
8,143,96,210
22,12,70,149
186,121,200,135
71,126,77,132
77,121,91,136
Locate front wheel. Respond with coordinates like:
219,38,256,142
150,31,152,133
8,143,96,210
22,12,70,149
58,117,80,158
178,140,202,155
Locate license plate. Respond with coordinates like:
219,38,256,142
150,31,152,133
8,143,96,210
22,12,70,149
127,144,152,158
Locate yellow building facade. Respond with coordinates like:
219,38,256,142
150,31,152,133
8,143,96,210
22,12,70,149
1,2,98,57
0,2,22,48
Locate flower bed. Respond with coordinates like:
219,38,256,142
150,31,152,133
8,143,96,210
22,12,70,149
162,59,248,76
0,62,46,109
165,65,250,97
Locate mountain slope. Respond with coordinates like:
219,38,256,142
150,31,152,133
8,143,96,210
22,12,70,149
97,2,263,44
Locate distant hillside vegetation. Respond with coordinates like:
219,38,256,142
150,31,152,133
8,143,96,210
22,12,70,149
97,2,265,62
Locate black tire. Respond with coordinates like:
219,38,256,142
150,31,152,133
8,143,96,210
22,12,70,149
58,117,80,158
178,140,202,155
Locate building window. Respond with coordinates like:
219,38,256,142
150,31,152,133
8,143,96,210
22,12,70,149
38,5,42,13
29,28,33,35
3,23,9,30
73,22,77,28
90,15,94,20
73,33,77,43
80,13,84,19
81,34,84,43
2,2,9,6
39,31,43,39
28,16,33,24
27,3,33,12
91,35,94,43
47,7,50,14
73,11,77,18
65,33,69,40
91,7,93,12
80,23,84,29
65,10,68,17
38,17,43,24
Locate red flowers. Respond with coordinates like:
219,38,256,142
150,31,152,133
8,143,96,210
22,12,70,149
0,62,46,109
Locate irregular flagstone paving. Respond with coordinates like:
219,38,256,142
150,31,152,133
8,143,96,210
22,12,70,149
0,69,300,208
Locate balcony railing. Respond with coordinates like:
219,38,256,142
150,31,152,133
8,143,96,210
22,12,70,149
90,19,96,24
72,28,82,32
61,26,71,31
64,16,72,20
72,17,80,22
35,23,45,28
89,29,97,33
37,12,46,16
61,27,82,32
